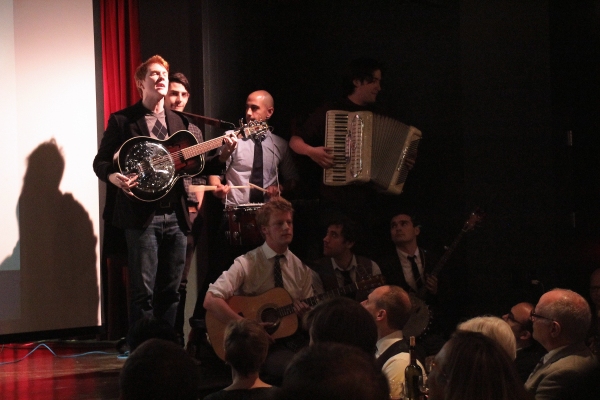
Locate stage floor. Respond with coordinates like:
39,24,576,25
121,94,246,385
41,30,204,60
0,340,231,400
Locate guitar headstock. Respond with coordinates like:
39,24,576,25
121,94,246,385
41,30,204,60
235,119,269,140
463,208,484,232
357,274,386,291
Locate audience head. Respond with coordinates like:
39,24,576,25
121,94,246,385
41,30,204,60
590,268,600,309
502,302,535,349
126,316,179,353
245,90,274,122
341,57,383,105
119,338,199,400
362,285,412,334
134,55,169,98
307,296,378,355
531,288,592,350
458,316,517,360
428,331,530,400
224,319,270,377
322,217,358,258
278,342,389,400
165,72,190,111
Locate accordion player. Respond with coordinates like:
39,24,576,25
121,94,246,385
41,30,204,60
323,110,421,194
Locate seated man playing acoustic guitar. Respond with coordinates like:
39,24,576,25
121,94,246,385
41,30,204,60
203,197,313,385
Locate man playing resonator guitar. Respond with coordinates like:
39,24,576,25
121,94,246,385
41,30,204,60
93,55,236,330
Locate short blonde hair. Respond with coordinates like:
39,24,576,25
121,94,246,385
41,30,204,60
457,316,517,360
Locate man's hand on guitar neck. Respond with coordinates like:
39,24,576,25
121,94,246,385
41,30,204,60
424,274,438,295
218,133,238,162
293,300,311,319
109,172,138,196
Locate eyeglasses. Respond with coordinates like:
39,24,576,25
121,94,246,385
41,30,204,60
530,309,555,323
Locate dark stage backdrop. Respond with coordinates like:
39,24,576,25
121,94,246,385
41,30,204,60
137,0,600,323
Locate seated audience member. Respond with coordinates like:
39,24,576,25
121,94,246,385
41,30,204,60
361,285,426,399
126,316,179,353
457,315,517,360
502,302,547,382
310,217,382,301
205,319,277,400
277,342,389,400
428,331,532,400
525,288,600,400
306,296,378,355
588,268,600,355
120,338,200,400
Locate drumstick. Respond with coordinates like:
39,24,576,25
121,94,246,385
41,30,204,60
189,184,255,192
248,183,268,193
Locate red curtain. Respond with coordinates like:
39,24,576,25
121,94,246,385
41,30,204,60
100,0,141,128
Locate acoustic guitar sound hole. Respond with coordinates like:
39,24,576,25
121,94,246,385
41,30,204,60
260,308,280,335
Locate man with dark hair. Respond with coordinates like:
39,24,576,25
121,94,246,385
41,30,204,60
379,212,438,299
93,55,236,329
362,284,425,399
119,338,199,400
203,197,313,384
278,342,390,400
525,289,599,400
310,217,382,301
163,71,205,344
165,72,191,112
502,302,547,382
290,57,394,259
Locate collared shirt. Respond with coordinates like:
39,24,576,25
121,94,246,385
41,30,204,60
311,255,382,294
396,247,424,292
208,242,313,301
221,130,298,206
542,345,568,364
376,331,426,398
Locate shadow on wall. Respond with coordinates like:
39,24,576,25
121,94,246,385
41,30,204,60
0,139,98,334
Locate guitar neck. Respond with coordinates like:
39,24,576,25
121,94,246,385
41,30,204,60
181,135,227,160
275,281,363,318
430,228,468,278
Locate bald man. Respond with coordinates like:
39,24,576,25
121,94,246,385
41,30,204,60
525,289,599,400
208,90,298,205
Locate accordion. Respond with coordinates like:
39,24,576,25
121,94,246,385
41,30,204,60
323,110,421,195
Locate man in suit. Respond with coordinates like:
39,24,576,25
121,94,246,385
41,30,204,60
379,212,438,300
93,55,236,329
310,217,382,301
502,302,547,383
361,285,426,399
525,288,599,400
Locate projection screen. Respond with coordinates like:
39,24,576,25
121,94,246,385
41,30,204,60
0,0,102,339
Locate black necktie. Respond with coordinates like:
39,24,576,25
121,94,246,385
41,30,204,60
408,255,423,290
152,118,168,140
273,254,284,288
249,138,264,203
340,270,353,287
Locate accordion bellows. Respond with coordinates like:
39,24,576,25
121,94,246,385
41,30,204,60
324,110,422,194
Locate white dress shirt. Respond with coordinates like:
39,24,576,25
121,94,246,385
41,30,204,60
208,242,313,301
376,331,426,398
396,248,424,292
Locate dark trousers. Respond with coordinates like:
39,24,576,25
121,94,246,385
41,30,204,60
125,210,187,327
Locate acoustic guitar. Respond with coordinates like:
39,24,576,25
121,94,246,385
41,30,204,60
403,209,484,338
205,274,385,360
112,121,268,202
